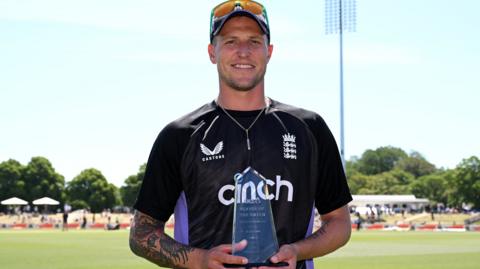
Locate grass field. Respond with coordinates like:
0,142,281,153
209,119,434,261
0,230,479,269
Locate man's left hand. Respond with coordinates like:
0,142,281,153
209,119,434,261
259,244,298,269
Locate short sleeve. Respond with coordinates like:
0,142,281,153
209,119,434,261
307,115,352,215
133,123,186,222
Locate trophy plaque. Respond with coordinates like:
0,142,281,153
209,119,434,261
225,167,288,268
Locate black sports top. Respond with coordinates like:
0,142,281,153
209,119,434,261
134,99,352,269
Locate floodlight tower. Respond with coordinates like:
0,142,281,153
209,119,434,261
325,0,357,170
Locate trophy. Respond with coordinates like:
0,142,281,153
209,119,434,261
225,167,288,268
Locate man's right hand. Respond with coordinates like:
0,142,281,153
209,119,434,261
199,239,248,269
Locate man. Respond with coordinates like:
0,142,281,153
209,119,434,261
62,204,71,231
129,1,352,268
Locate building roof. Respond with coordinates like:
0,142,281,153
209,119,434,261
350,195,429,206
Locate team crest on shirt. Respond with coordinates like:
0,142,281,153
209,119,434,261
201,141,225,162
282,133,297,159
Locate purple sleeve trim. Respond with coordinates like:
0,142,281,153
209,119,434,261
304,205,315,269
173,191,189,244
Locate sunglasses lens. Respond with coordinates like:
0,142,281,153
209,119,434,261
213,1,264,18
214,2,235,18
210,0,269,43
244,2,263,15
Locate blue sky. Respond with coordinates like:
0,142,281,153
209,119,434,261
1,0,479,187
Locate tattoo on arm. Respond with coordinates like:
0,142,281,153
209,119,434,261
309,220,330,239
129,211,194,268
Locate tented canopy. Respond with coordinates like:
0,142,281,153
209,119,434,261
1,197,28,205
32,197,60,205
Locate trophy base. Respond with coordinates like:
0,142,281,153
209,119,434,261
224,261,289,268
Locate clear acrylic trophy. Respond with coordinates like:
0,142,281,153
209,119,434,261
224,167,288,268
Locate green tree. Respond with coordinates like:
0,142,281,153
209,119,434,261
395,151,436,178
0,159,26,200
348,169,413,195
367,170,413,194
23,157,65,202
66,168,120,212
356,146,408,175
120,163,146,207
410,173,448,204
347,170,371,194
448,156,480,209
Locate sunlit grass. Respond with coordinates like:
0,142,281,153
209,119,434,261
0,230,479,269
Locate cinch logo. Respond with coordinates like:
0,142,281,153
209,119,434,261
217,175,294,206
283,133,297,159
200,141,225,162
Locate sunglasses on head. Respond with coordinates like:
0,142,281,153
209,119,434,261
213,0,265,17
210,0,269,35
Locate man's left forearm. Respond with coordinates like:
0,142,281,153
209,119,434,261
291,205,351,261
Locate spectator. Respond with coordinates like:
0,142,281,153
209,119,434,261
81,215,87,229
62,210,69,231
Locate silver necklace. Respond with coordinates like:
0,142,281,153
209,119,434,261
218,102,267,151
